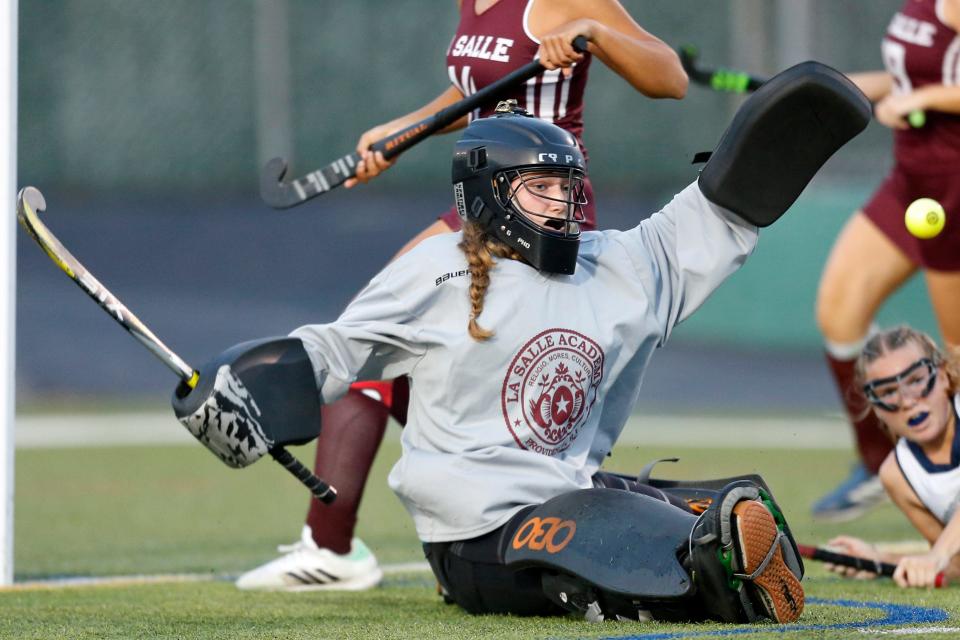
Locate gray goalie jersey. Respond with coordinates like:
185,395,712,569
292,182,758,542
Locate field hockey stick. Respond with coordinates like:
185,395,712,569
797,543,947,588
16,186,337,504
677,44,926,127
678,44,764,94
260,36,589,209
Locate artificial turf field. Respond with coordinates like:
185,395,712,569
6,416,960,639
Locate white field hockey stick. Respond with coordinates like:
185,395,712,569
16,186,336,503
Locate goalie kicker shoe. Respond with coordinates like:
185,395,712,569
235,526,383,591
689,481,804,624
731,498,804,622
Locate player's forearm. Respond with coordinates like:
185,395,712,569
387,86,469,136
589,23,687,98
946,554,960,580
845,71,892,102
904,84,960,116
929,510,960,568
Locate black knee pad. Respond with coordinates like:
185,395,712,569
698,61,870,226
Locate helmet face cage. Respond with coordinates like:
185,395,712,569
451,110,588,274
862,357,938,412
494,167,587,237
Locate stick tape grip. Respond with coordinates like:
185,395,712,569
270,447,338,504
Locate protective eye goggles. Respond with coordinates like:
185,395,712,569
862,357,938,412
497,168,587,237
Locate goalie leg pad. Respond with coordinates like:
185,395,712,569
171,337,321,468
504,488,698,618
698,61,871,226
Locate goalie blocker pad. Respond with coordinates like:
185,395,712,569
171,337,321,468
698,61,871,226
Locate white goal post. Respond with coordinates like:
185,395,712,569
0,0,18,586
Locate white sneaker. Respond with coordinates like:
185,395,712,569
235,526,383,591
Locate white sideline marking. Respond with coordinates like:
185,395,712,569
617,413,849,449
875,540,930,554
858,628,960,635
15,412,853,450
16,413,195,449
3,572,227,591
382,561,432,574
3,561,432,591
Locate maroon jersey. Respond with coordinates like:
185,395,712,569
441,0,597,232
883,0,960,172
446,0,592,148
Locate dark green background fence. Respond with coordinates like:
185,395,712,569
20,0,903,195
16,1,940,399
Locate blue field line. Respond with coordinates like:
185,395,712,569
597,598,950,640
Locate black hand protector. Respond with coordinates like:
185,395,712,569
698,61,871,226
171,337,321,468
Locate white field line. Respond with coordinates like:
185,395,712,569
2,561,432,591
15,412,854,450
16,413,194,449
858,629,960,635
616,413,850,450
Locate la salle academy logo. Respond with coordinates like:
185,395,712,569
502,328,604,456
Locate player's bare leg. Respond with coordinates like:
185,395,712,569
234,387,388,591
925,269,960,348
817,213,916,343
813,212,917,520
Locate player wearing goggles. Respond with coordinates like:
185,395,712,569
826,325,960,588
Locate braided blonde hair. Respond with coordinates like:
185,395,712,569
458,222,522,341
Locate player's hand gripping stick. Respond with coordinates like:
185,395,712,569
260,36,589,209
678,45,925,128
16,186,336,504
797,544,947,588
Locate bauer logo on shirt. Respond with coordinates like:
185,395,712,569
502,328,604,456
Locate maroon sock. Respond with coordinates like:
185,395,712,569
305,388,389,554
389,376,410,425
824,351,893,474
